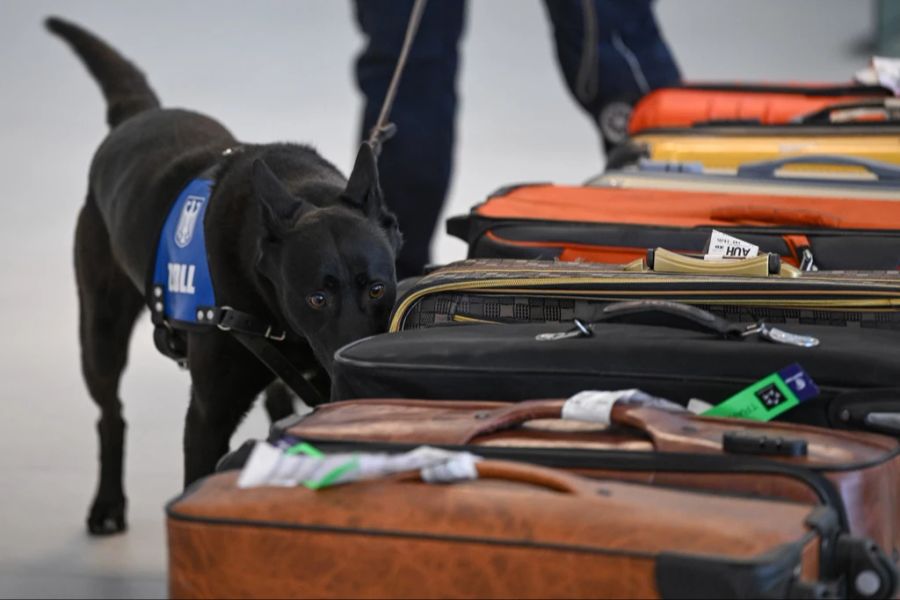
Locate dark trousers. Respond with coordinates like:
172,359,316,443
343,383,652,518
354,0,680,278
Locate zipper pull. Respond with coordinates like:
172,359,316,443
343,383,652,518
742,322,820,347
535,319,593,341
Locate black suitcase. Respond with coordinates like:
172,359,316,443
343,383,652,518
334,301,900,437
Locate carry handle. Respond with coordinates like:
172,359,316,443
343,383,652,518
461,396,696,453
709,206,843,229
624,247,800,278
593,299,748,337
736,154,900,181
402,459,595,495
796,98,900,124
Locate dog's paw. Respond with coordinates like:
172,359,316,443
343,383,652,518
86,497,127,536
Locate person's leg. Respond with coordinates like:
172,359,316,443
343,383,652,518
354,0,466,279
543,0,681,151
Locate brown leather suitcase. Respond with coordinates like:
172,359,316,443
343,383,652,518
274,396,900,569
167,456,892,599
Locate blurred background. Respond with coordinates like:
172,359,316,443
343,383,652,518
0,0,888,597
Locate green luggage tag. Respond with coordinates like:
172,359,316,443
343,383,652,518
703,363,819,421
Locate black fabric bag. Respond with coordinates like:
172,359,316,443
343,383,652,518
334,301,900,436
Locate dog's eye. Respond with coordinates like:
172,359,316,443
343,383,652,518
306,292,327,310
369,283,385,300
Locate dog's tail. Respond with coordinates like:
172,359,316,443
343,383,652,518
45,17,161,128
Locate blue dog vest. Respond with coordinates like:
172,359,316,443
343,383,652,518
151,178,216,326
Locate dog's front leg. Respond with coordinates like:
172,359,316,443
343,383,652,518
183,332,273,487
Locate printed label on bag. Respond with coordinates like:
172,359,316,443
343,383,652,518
704,229,759,260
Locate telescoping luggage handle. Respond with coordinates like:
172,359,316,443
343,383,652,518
736,154,900,182
535,300,820,348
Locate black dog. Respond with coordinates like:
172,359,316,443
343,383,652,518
47,18,400,535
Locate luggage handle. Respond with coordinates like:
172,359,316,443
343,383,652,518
536,301,818,347
736,154,900,181
829,390,900,436
624,247,801,278
465,384,816,454
594,299,748,337
533,301,749,339
468,398,828,458
796,98,900,124
402,459,596,495
460,390,693,451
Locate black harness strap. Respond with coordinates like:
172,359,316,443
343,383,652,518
229,332,327,408
200,306,327,407
200,306,287,341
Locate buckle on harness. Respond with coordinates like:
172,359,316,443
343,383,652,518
215,306,234,332
265,326,287,342
215,306,287,341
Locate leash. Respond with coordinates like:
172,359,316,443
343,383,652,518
575,0,599,106
367,0,598,147
366,0,429,156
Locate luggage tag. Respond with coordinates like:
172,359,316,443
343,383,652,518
702,363,819,421
238,442,480,489
855,57,900,95
703,230,759,261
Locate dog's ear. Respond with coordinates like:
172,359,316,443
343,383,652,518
341,143,403,252
253,159,312,238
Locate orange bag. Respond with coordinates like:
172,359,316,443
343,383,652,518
628,83,891,134
447,182,900,270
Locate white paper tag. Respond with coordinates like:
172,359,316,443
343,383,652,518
237,444,482,489
704,229,759,260
855,57,900,95
561,389,684,425
686,398,713,415
561,390,622,425
421,453,479,483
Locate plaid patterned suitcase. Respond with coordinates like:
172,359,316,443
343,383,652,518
390,258,900,333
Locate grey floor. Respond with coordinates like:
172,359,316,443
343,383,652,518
0,1,874,597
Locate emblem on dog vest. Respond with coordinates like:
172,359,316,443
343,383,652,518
174,195,205,248
151,178,216,325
